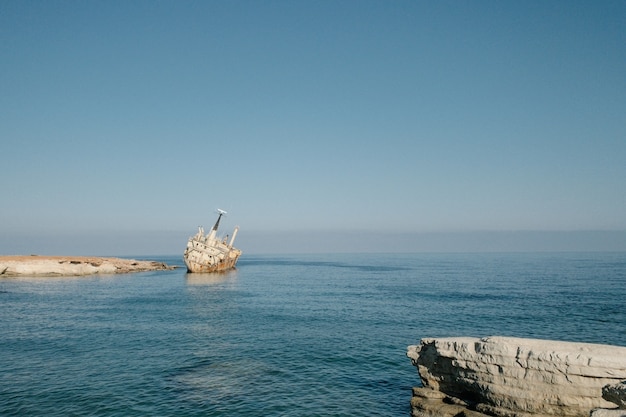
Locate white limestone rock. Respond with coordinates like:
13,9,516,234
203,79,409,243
407,336,626,417
590,410,626,417
0,255,173,276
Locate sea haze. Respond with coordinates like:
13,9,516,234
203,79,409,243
1,252,625,416
2,230,626,256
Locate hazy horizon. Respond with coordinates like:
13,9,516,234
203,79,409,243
2,228,624,257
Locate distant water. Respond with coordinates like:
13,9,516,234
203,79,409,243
1,252,625,416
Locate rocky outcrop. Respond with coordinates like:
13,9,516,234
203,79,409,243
407,336,626,417
0,255,174,276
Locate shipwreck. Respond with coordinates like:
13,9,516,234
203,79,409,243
183,209,242,273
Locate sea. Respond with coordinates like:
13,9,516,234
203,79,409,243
1,252,625,416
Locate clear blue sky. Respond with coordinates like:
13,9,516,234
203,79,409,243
1,1,625,255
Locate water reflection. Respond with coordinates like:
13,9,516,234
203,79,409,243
185,269,238,286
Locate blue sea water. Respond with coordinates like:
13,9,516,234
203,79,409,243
1,252,625,416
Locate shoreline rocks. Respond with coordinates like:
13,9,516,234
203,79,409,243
407,336,626,417
0,255,175,276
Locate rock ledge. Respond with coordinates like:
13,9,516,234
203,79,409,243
0,255,174,276
407,336,626,417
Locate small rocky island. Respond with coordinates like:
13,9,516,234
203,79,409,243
407,336,626,417
0,255,174,277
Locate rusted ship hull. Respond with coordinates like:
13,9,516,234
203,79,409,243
183,210,241,273
183,243,241,273
184,257,238,273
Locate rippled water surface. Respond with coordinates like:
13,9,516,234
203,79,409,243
1,252,625,416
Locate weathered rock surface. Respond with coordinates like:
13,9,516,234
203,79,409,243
589,410,626,417
0,255,174,276
603,381,626,409
407,336,626,417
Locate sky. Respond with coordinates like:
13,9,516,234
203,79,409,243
1,0,625,255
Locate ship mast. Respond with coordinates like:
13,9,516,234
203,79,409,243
212,209,226,232
207,209,227,241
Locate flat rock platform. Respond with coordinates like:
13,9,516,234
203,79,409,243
0,255,175,277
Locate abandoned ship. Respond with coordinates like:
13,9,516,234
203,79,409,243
183,209,241,273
